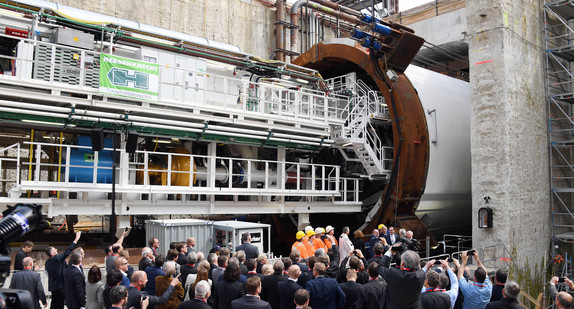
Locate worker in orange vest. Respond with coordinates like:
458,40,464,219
291,231,309,259
324,225,338,249
313,227,327,251
305,229,317,257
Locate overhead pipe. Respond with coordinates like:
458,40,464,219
275,0,286,62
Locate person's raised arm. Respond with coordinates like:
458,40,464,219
457,252,468,279
115,230,129,245
73,231,81,243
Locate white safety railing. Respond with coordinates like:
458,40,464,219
1,142,361,202
0,143,21,196
0,34,348,125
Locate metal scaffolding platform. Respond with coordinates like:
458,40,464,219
545,0,574,252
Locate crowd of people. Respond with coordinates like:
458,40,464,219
7,224,572,309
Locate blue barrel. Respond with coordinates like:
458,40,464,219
68,135,114,183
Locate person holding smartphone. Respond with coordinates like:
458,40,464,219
457,250,492,308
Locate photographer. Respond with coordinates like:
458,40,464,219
127,270,180,309
457,250,492,308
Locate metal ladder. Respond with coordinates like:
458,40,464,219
326,73,390,177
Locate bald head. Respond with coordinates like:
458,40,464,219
22,257,33,268
131,270,146,283
288,265,301,279
557,291,573,308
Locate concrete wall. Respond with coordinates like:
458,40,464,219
408,8,467,47
44,0,277,58
467,0,549,268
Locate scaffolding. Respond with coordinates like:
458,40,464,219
545,0,574,257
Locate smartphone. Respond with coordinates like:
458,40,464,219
559,277,566,283
391,246,401,252
447,258,453,262
467,250,476,256
434,260,442,265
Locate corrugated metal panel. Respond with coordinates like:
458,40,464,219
145,219,214,256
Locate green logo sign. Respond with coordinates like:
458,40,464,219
99,54,159,101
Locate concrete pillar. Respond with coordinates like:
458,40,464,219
467,0,549,267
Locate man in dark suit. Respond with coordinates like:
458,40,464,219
232,276,272,309
383,227,395,246
138,247,155,272
236,233,260,260
305,262,346,309
145,255,165,295
339,269,362,309
278,265,302,309
64,252,86,309
236,250,249,275
420,269,451,309
9,257,46,309
377,248,427,309
181,251,199,287
179,279,212,309
127,270,179,309
14,240,34,271
261,260,287,309
245,258,264,280
491,269,508,302
356,262,386,309
45,231,80,309
486,281,523,309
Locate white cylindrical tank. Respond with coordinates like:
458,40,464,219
405,65,471,234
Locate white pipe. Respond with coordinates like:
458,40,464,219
11,0,243,54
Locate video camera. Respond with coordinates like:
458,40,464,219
0,204,50,308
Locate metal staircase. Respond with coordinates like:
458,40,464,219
326,73,392,178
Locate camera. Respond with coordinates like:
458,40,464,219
140,292,149,302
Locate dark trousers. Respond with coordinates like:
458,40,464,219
50,289,65,309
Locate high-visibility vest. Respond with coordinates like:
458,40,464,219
313,238,327,251
292,241,309,259
324,237,338,249
305,239,315,257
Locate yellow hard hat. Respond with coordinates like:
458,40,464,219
307,229,316,237
378,224,386,230
296,231,305,240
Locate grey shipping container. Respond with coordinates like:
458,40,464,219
145,219,215,257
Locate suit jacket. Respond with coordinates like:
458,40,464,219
420,290,451,309
246,272,264,280
106,254,118,274
485,297,523,309
383,233,396,245
356,279,385,309
277,279,302,309
178,253,188,266
45,241,76,291
127,284,176,309
306,276,346,309
236,242,260,260
491,284,504,302
9,269,46,309
377,255,425,309
139,257,154,271
240,263,248,276
213,280,245,309
145,266,166,295
64,265,86,309
178,298,212,309
261,273,287,309
231,295,272,309
155,275,185,309
339,280,362,309
181,264,198,287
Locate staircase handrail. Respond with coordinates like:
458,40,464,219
0,143,21,186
